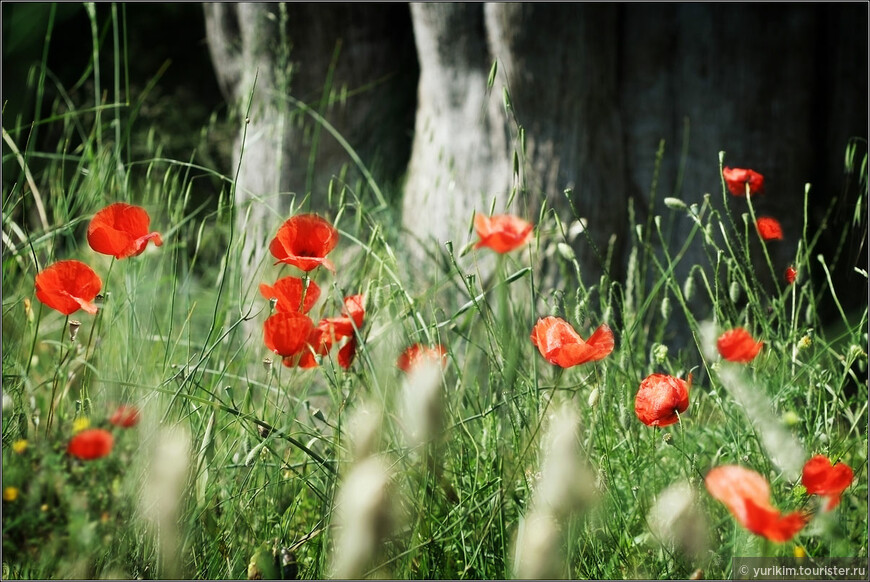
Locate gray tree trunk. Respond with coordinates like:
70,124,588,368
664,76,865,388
203,2,416,279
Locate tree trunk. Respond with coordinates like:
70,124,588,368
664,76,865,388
203,2,417,279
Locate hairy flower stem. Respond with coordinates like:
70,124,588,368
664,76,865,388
44,316,69,435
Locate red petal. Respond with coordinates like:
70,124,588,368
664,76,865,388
34,260,102,315
635,373,690,427
756,217,784,241
269,214,339,271
263,312,315,357
67,429,114,460
474,214,533,253
802,455,853,511
717,328,763,363
87,203,161,258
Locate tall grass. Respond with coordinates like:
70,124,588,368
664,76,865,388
2,5,867,580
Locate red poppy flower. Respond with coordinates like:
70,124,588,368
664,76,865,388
717,328,763,363
34,260,102,315
286,295,365,369
67,428,114,460
801,455,853,511
634,373,691,427
722,167,764,197
530,317,614,368
109,404,140,428
785,266,797,285
756,217,784,241
87,203,163,259
259,276,321,314
705,465,807,542
269,214,339,272
397,344,448,373
474,213,534,253
264,312,315,357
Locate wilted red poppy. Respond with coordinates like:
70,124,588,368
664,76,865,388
34,260,102,315
259,276,321,314
801,455,853,511
705,465,807,542
474,213,533,253
109,404,140,428
67,428,114,460
269,214,339,272
722,167,764,197
530,317,614,368
785,266,797,285
717,328,763,363
87,203,163,259
756,217,784,241
264,312,315,357
397,344,448,373
635,373,691,427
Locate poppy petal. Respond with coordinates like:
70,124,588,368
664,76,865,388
723,167,765,197
530,317,613,368
264,312,315,357
67,428,114,460
87,203,162,259
474,213,534,253
801,455,853,511
259,277,321,314
717,328,763,363
756,217,784,241
634,373,690,427
269,214,339,272
705,465,806,542
34,260,102,316
397,344,448,373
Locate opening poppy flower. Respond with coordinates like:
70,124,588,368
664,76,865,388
264,312,315,357
634,373,691,427
87,203,163,259
474,213,534,253
801,455,853,511
397,344,448,373
722,167,764,197
269,214,339,272
785,266,797,285
705,465,807,542
756,217,784,241
109,404,140,428
530,317,614,368
717,328,763,363
67,428,114,460
259,276,321,314
34,260,102,315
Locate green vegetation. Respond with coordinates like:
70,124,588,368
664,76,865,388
2,5,866,580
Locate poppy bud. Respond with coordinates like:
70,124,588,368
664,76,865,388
557,242,575,262
660,296,672,320
587,387,599,408
664,197,687,210
683,274,696,303
729,281,741,304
